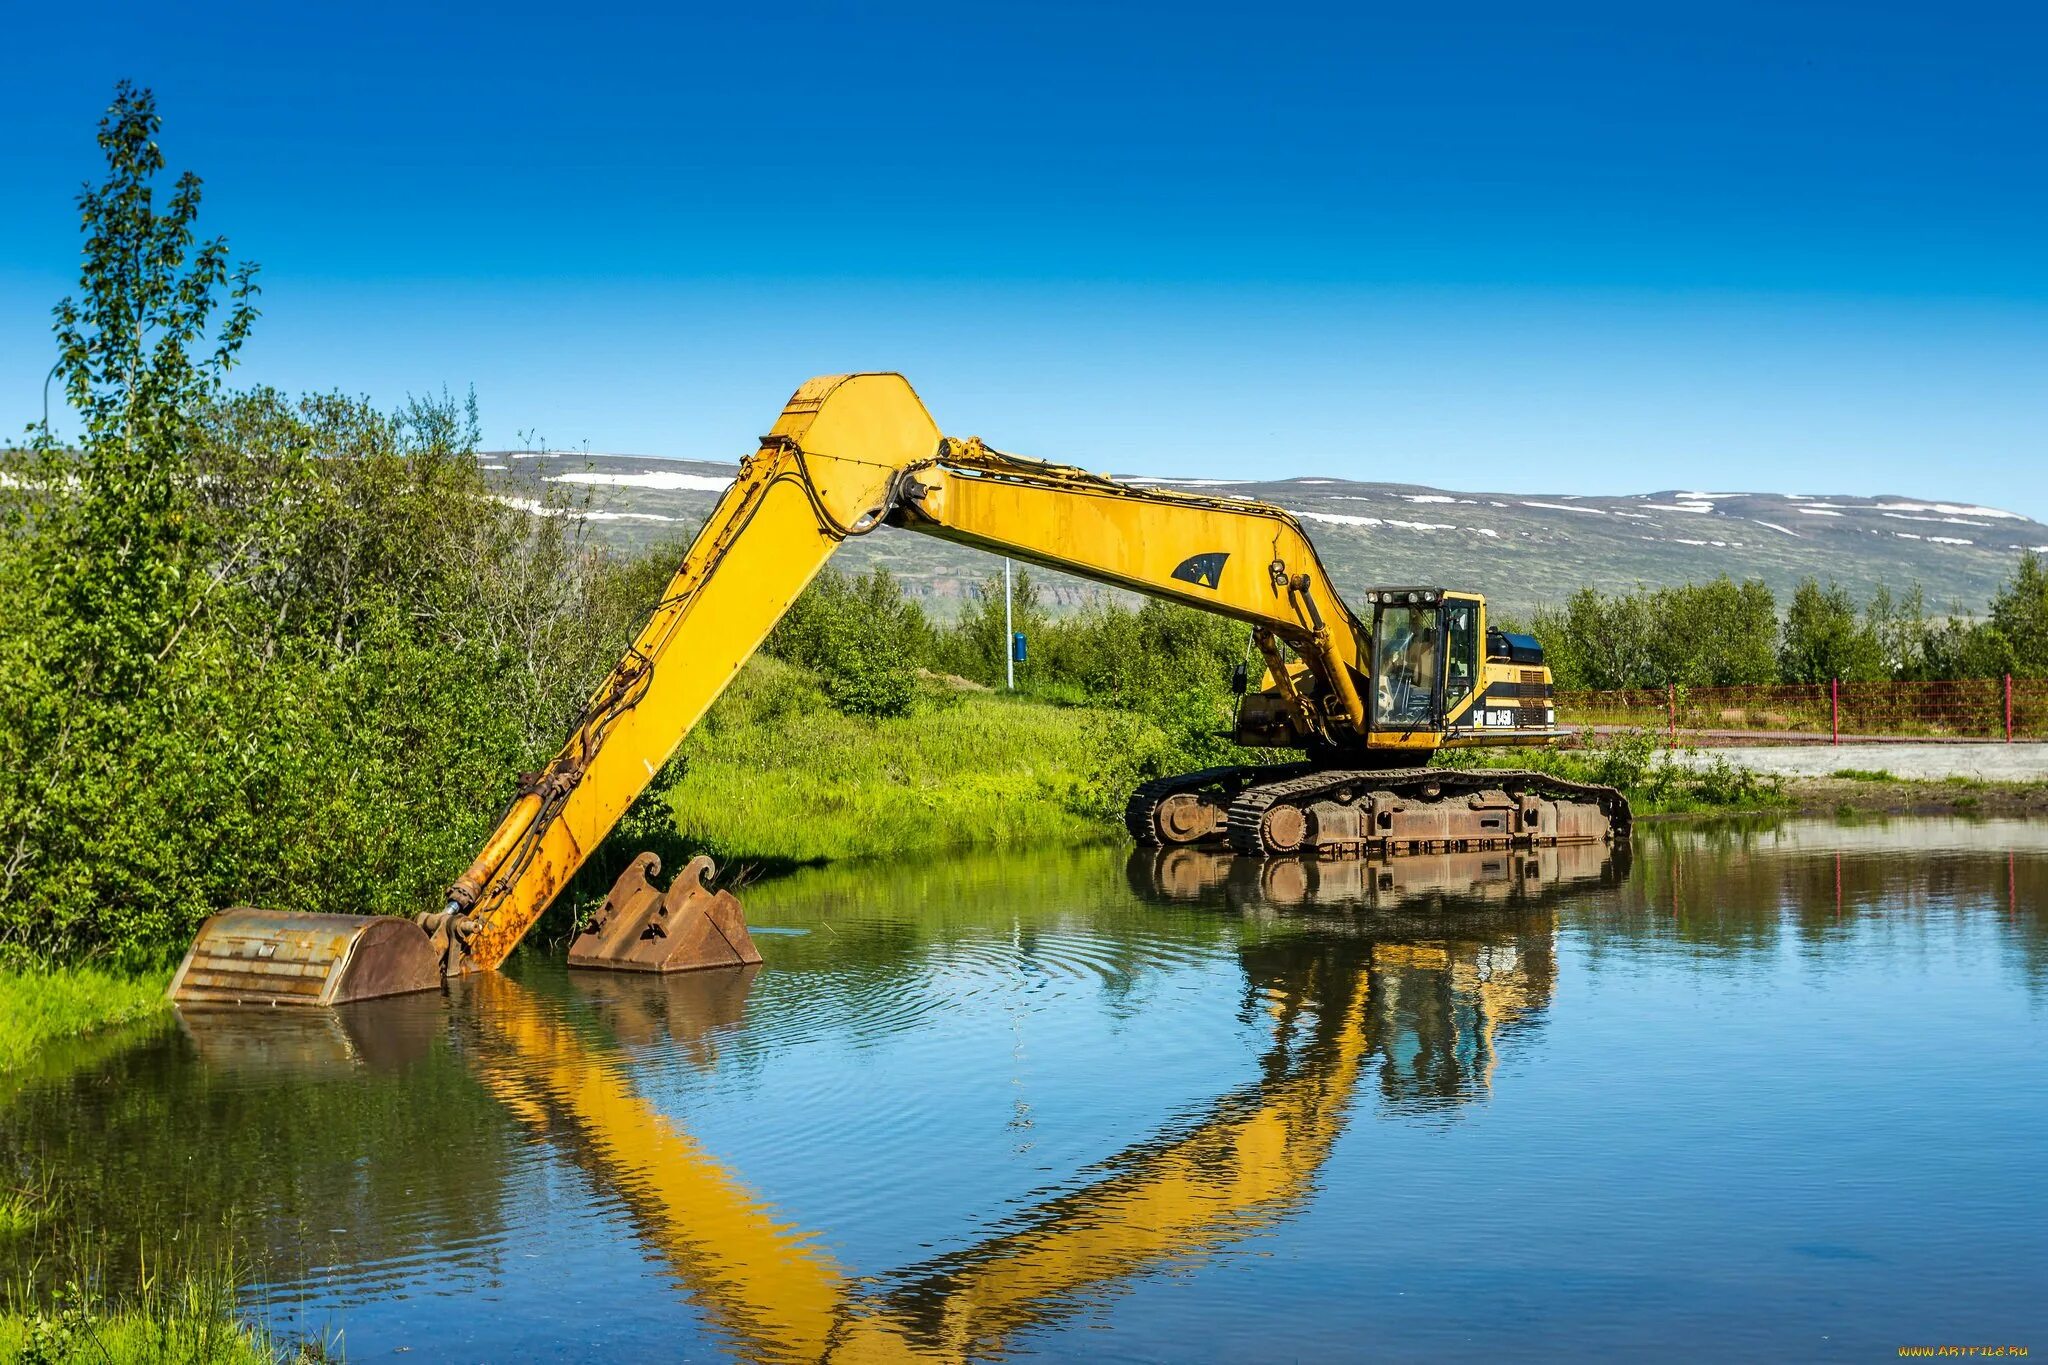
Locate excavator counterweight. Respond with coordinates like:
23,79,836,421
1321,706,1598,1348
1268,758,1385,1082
172,372,1626,1008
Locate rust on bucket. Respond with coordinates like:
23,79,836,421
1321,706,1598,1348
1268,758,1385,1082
168,909,443,1008
569,853,762,974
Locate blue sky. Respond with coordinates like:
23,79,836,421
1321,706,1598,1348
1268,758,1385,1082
4,1,2045,512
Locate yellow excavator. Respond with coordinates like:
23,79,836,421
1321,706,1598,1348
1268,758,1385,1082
168,373,1628,1007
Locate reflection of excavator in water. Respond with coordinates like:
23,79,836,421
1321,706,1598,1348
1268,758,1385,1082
452,900,1557,1361
1132,836,1630,918
171,373,1628,1006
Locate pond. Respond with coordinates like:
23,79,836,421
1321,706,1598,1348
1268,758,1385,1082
4,817,2044,1360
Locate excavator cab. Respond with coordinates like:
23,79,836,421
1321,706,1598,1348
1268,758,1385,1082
1357,588,1557,744
1361,588,1482,732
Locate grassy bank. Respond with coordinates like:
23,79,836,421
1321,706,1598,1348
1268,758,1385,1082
0,966,170,1075
1794,770,2048,819
0,1266,324,1364
1435,729,1790,817
659,664,1794,877
661,660,1133,870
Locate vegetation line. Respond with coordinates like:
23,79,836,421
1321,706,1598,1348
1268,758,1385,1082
1521,571,2048,691
0,967,169,1075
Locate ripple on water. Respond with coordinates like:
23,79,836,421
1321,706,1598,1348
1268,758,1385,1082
14,823,2043,1361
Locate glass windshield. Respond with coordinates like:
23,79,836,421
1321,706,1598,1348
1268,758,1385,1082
1373,604,1439,726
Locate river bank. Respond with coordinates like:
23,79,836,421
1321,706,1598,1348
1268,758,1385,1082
0,965,169,1076
1780,772,2048,819
7,677,1946,1067
0,1273,304,1365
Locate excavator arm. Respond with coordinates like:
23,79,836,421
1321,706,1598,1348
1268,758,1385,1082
168,371,1612,1008
443,373,1373,973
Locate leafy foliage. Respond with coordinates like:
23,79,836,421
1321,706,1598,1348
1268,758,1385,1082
765,567,931,718
1987,551,2048,678
0,89,650,962
1532,560,2048,690
1779,579,1886,684
1534,576,1778,690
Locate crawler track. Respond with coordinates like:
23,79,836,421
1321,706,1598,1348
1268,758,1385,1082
1123,762,1317,846
1225,766,1632,857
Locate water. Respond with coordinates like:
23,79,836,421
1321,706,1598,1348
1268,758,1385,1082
4,817,2045,1360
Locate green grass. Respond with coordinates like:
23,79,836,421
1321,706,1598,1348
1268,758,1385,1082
0,1187,46,1239
668,665,1792,874
1829,767,1900,782
0,1266,331,1364
0,1176,332,1362
0,964,171,1074
666,659,1121,869
1437,730,1788,816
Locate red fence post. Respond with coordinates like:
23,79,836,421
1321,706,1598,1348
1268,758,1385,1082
1667,683,1676,748
2006,674,2014,743
1831,678,1839,746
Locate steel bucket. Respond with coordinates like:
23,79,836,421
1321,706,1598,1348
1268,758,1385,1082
168,909,443,1008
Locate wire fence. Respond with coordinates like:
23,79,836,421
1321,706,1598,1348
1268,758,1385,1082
1555,676,2046,745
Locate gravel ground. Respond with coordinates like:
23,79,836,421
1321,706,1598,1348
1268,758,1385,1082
1668,741,2048,782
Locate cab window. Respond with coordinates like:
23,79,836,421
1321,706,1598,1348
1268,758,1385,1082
1373,604,1439,726
1443,603,1478,707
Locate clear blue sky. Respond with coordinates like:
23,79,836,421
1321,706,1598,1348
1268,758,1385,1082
4,2,2045,513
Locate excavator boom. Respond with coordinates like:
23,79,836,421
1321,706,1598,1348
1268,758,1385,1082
170,373,1619,1007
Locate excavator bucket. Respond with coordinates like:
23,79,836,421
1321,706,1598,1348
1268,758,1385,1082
168,909,443,1008
570,853,761,973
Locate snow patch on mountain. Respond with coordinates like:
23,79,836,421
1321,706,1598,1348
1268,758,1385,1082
1881,511,1990,528
549,471,732,493
1296,511,1455,532
1876,502,2022,520
494,496,677,524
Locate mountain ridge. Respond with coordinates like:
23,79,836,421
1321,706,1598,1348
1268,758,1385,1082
482,450,2048,619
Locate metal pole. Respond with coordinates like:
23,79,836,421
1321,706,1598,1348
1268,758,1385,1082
1004,558,1015,691
2005,673,2013,743
1831,678,1839,746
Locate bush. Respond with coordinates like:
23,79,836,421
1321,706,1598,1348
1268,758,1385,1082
1436,728,1784,814
1780,579,1887,684
765,567,927,718
1534,577,1777,690
1532,562,2048,691
0,385,656,961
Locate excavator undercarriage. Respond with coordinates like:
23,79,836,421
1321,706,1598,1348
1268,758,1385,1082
1126,765,1630,859
170,372,1630,1009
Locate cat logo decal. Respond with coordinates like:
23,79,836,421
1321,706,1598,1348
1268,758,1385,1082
1170,552,1229,590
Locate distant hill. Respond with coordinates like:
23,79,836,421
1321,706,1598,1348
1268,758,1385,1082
482,450,2048,619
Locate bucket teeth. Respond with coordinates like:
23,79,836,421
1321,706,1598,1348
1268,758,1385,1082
569,853,762,974
168,910,443,1008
